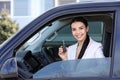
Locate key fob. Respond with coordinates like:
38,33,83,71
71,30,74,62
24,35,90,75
62,40,66,52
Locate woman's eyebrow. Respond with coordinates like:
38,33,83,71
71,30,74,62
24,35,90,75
78,26,84,28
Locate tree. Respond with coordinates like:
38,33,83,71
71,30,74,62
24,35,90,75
0,4,19,44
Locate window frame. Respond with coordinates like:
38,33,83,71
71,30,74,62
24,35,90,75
16,12,114,79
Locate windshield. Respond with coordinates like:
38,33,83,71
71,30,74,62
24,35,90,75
33,58,110,79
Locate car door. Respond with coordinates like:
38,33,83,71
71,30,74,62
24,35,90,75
0,1,120,80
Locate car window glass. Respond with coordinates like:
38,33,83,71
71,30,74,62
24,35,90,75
33,58,111,78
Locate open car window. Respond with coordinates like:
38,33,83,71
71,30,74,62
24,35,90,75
16,12,113,79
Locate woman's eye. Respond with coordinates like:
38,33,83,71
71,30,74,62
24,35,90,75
79,27,84,30
72,28,76,31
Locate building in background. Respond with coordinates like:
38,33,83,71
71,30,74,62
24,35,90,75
0,0,120,30
0,0,54,30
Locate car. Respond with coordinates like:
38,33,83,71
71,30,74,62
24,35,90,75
0,1,120,80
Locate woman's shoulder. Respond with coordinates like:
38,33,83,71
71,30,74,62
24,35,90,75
90,37,102,47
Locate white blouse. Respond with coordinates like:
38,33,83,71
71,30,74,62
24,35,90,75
67,38,105,60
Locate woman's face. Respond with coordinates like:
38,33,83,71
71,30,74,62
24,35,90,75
71,21,89,43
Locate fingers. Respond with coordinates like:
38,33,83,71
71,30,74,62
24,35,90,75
59,46,63,54
58,46,68,60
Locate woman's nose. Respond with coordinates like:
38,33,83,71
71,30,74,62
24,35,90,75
76,30,80,34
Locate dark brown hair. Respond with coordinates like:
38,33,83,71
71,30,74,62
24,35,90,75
70,17,88,27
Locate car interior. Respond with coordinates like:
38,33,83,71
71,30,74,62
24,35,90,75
15,13,113,79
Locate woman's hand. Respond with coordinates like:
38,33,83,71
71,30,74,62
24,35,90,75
58,46,68,60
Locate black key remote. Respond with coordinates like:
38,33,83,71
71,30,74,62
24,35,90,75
62,40,67,52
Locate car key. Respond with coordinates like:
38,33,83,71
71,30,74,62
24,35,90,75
62,40,67,52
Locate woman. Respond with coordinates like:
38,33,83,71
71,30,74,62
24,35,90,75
58,17,105,60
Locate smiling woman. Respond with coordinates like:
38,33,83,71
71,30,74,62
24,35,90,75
58,17,104,60
1,1,118,80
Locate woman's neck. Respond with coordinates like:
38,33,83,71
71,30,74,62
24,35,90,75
78,41,84,46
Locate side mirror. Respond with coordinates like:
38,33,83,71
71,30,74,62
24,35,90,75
0,58,18,78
